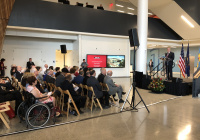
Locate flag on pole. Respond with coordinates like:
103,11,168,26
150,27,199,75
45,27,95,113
197,48,200,68
178,43,185,78
185,42,190,77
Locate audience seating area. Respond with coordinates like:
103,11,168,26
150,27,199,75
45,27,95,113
0,64,118,129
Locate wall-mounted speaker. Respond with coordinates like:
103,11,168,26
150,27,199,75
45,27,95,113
128,28,139,47
60,45,67,54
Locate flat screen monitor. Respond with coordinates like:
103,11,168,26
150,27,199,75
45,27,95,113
87,55,107,68
107,55,125,68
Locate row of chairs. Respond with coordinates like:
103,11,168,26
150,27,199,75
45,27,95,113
12,77,115,118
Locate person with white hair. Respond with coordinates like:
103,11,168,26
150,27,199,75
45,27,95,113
30,67,45,93
14,66,23,82
104,70,126,103
42,64,48,75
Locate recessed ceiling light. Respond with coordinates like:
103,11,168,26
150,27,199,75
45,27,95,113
162,46,168,47
127,7,134,10
116,4,124,7
181,15,194,28
117,10,125,13
148,13,153,15
127,13,134,15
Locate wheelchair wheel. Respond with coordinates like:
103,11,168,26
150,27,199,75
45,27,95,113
17,101,27,122
25,103,50,128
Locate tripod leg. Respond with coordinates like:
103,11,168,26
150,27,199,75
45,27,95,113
120,84,133,112
135,88,150,113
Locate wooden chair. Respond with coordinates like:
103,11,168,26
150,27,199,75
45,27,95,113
11,76,18,90
18,82,25,100
63,90,80,116
75,83,84,96
102,83,116,104
0,102,10,129
87,86,103,111
83,85,89,108
56,87,64,111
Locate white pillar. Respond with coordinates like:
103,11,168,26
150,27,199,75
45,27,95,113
136,0,148,74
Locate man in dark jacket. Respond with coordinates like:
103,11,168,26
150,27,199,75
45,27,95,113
26,58,35,69
97,68,106,83
165,47,175,80
61,73,86,114
87,70,110,108
45,69,55,84
15,66,23,82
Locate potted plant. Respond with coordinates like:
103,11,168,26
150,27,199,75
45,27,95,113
148,77,165,93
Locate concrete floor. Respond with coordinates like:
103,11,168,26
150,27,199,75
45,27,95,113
0,78,198,140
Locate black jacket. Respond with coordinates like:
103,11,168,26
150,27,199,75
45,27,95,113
26,61,35,69
97,73,105,83
15,71,23,82
87,76,103,98
45,75,55,84
60,80,79,97
55,74,65,87
165,52,175,66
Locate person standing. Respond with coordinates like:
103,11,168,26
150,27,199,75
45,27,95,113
149,59,153,75
26,58,35,69
165,47,175,80
0,58,7,77
80,59,88,69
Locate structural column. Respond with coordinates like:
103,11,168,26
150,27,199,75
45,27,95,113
136,0,148,74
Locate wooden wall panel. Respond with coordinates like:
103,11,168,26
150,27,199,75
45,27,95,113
0,0,15,57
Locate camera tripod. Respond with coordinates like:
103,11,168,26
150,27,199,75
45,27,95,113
120,45,150,113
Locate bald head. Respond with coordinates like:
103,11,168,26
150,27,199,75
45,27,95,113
107,70,113,76
17,66,22,72
101,68,106,75
44,64,48,69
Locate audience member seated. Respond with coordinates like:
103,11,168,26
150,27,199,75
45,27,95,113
10,64,17,76
83,70,90,95
60,74,86,114
0,77,13,91
97,68,106,83
21,72,35,87
104,70,125,103
55,67,61,78
49,66,54,71
54,68,69,103
73,70,84,84
55,68,68,87
26,76,60,116
30,68,45,93
35,66,44,85
70,68,76,81
73,66,79,77
97,4,104,10
15,66,23,82
26,58,35,69
45,69,55,84
87,70,110,108
0,82,23,114
42,64,48,75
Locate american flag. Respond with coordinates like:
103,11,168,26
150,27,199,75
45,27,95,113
178,44,185,78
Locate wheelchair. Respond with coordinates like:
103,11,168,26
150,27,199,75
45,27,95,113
17,91,57,128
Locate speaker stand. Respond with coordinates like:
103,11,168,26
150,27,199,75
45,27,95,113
64,54,66,68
